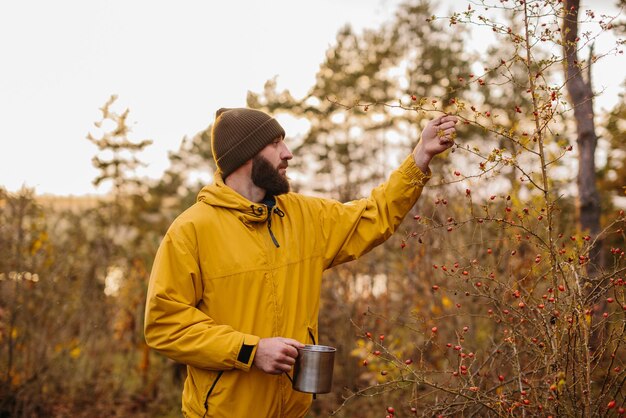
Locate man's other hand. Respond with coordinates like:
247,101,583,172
253,337,305,374
413,114,459,172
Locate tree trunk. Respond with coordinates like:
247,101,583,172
562,0,603,274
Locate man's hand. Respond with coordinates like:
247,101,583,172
253,337,304,374
413,115,459,173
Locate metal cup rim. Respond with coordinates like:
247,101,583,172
299,344,336,353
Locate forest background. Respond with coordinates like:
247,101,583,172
1,0,626,417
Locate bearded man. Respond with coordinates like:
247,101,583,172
144,107,458,417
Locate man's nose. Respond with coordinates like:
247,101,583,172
281,144,293,160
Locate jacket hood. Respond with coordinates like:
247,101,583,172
196,174,278,223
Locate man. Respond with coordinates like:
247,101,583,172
144,107,458,417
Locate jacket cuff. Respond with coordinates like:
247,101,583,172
399,154,431,187
234,333,260,371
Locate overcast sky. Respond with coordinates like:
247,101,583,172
1,0,623,196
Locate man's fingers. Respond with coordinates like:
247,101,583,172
431,115,445,126
439,115,458,124
281,354,296,366
437,121,457,130
281,338,305,351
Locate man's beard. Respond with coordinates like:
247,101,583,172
251,155,291,196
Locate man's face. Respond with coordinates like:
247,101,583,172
252,137,293,196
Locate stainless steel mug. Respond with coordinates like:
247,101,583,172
292,344,336,394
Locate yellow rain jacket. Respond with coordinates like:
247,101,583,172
144,155,430,418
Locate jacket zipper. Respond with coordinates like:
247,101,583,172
267,206,284,248
267,215,280,248
251,203,283,248
202,371,223,418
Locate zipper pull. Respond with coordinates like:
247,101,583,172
267,215,280,248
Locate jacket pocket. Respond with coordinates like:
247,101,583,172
202,371,223,417
307,326,317,346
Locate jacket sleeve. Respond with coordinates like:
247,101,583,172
144,225,259,371
320,154,431,269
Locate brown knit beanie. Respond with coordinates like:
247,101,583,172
211,108,286,178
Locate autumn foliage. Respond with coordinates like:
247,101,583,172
1,0,624,417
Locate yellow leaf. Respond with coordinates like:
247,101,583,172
70,347,81,359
